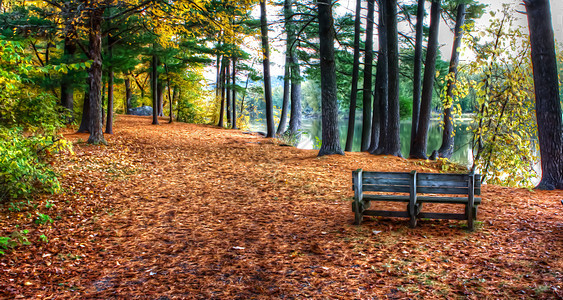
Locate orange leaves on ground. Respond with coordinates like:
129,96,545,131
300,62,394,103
0,115,561,298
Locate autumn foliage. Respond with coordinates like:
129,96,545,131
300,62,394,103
0,115,561,298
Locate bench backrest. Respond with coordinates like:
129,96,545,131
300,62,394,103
358,171,481,195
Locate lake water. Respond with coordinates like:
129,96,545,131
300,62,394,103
251,115,474,166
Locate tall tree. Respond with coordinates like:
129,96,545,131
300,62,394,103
410,0,425,150
86,7,106,144
377,0,401,156
435,2,466,159
231,57,237,129
361,0,375,151
524,0,563,190
277,53,290,135
317,0,344,156
344,0,362,151
286,0,302,137
260,0,274,138
151,53,160,125
368,0,388,153
410,0,441,159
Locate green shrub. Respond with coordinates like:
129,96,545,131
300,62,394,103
0,127,71,202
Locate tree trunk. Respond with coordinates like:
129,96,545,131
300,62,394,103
410,0,425,151
345,0,362,152
317,0,344,157
231,57,237,129
157,82,164,117
287,0,302,137
226,57,232,126
278,53,291,135
77,83,90,133
525,0,563,190
125,76,132,114
260,0,275,138
218,58,226,127
151,54,160,125
410,0,441,159
86,9,106,144
436,3,466,159
369,0,388,154
361,0,376,151
105,40,114,134
60,36,76,122
377,0,401,157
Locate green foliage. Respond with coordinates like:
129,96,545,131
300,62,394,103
459,6,539,187
35,213,53,225
0,229,30,255
0,128,71,202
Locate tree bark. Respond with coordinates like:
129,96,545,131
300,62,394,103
410,0,441,159
125,76,132,114
226,57,232,126
410,0,425,151
377,0,401,156
278,54,291,135
60,36,76,122
317,0,344,157
286,0,302,137
361,0,376,151
86,9,106,145
218,58,226,127
231,57,237,129
369,0,388,154
525,0,563,190
345,0,362,152
260,0,275,138
151,54,160,125
436,3,466,159
105,39,114,134
77,83,90,133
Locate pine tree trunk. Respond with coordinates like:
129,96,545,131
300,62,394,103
410,0,425,150
260,0,275,138
436,3,466,159
525,0,563,190
157,82,164,117
369,0,387,154
86,9,106,145
410,0,441,159
60,36,76,123
317,0,344,157
226,58,232,126
345,0,362,152
77,83,90,133
151,53,160,125
377,0,401,157
218,58,226,127
361,0,375,151
105,40,114,134
125,76,132,114
284,0,302,137
278,53,290,135
232,57,237,129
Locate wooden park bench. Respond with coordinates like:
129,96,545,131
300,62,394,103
352,170,482,230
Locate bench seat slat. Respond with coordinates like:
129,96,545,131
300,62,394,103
364,194,410,202
417,186,481,195
417,196,482,204
417,212,466,220
363,210,410,218
361,172,412,179
362,185,411,193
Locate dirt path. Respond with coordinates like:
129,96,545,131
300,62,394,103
1,115,562,298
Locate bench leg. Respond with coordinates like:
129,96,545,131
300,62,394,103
352,201,363,225
407,203,422,228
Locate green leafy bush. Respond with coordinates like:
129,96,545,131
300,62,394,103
0,128,71,202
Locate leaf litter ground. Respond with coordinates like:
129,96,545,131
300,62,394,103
1,115,562,299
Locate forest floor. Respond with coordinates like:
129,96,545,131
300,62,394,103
1,115,562,299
